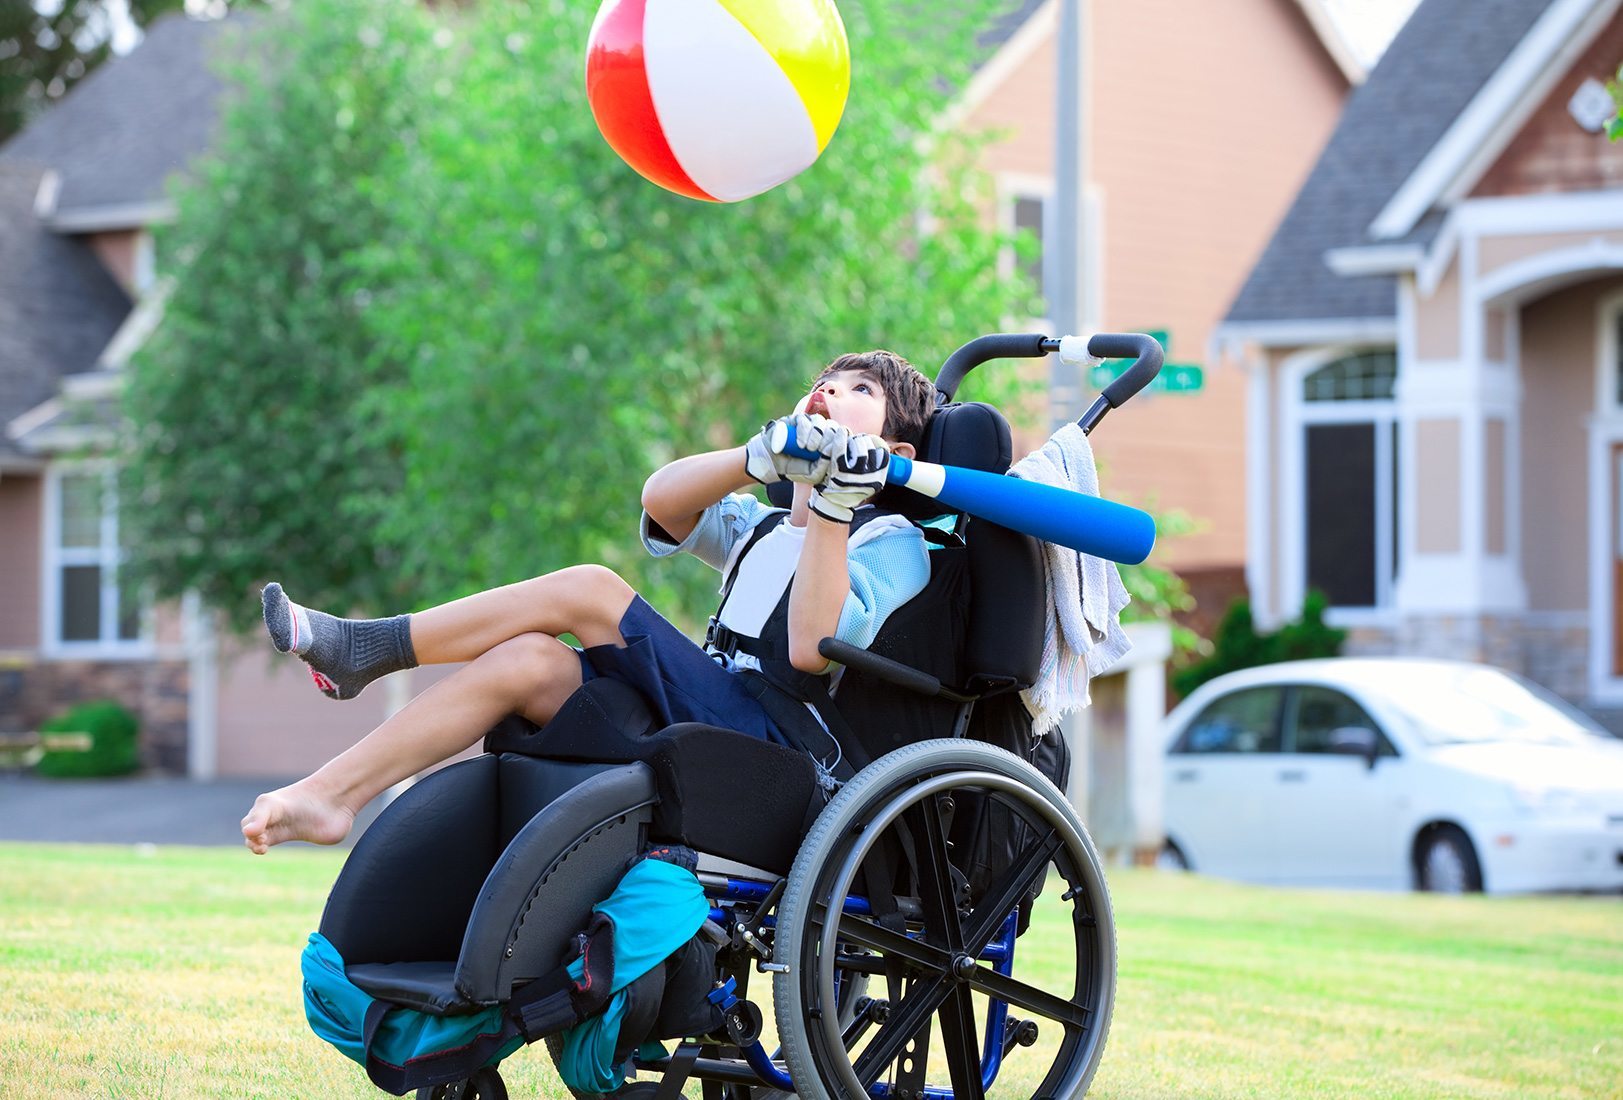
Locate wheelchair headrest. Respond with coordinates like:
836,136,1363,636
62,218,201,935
765,402,1013,518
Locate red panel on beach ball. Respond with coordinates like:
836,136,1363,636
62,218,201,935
585,0,713,202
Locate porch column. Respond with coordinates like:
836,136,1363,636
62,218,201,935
1393,276,1526,623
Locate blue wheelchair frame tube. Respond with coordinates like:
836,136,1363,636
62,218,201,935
697,877,1024,1097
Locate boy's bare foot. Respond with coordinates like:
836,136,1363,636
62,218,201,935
240,782,357,854
261,582,417,701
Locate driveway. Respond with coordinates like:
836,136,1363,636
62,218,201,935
0,773,384,847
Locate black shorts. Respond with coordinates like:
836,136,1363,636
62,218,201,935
576,595,789,747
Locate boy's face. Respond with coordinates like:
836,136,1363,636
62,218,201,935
801,370,889,439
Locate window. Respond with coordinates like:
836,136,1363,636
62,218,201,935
1287,686,1395,756
49,466,144,649
1012,194,1045,307
1304,350,1396,402
1173,687,1284,754
1298,350,1399,611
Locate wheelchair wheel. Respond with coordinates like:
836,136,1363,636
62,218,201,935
773,739,1116,1100
415,1066,507,1100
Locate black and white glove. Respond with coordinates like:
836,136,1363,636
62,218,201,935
744,413,841,485
810,434,890,524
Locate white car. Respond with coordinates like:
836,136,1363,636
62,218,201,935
1160,659,1623,893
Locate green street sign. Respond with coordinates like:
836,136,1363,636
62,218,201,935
1084,329,1203,394
1088,360,1204,394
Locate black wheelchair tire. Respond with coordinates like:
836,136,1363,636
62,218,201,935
772,739,1117,1100
413,1066,507,1100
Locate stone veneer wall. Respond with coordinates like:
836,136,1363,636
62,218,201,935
0,657,189,773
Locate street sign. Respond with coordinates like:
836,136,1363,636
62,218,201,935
1086,330,1203,394
1088,360,1205,394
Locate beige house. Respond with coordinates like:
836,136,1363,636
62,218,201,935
958,0,1357,615
0,3,1357,779
1219,0,1623,728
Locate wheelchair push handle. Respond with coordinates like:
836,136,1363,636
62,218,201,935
930,331,1163,435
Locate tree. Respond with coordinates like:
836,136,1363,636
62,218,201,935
0,1,257,144
122,0,432,627
124,0,1042,632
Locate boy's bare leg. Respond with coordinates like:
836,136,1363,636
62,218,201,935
241,630,597,854
263,565,635,699
407,565,634,663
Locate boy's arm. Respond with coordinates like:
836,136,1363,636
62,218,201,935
641,447,754,543
787,512,853,673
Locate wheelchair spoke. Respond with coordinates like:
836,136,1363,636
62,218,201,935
964,964,1090,1030
833,912,952,974
937,985,986,1100
852,973,955,1088
963,826,1064,956
909,795,965,953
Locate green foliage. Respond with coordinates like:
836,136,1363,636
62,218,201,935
1119,507,1200,657
34,700,139,778
124,0,1042,632
122,0,433,628
1609,63,1623,141
1170,589,1346,699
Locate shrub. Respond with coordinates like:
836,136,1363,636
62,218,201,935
34,701,140,778
1171,590,1346,699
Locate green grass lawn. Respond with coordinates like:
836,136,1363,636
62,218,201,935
1,842,1618,1098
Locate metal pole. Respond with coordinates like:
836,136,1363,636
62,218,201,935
1051,0,1093,429
1053,0,1096,805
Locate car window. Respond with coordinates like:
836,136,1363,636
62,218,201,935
1174,687,1283,754
1288,686,1396,756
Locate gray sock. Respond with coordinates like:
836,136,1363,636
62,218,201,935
261,583,417,700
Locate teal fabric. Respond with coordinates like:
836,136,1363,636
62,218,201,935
556,858,710,1094
301,933,521,1071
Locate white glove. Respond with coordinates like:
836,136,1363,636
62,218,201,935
744,413,837,485
810,434,890,524
779,413,849,485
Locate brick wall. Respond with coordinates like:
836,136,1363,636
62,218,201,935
1,657,189,772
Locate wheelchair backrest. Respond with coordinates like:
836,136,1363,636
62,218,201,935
770,401,1046,757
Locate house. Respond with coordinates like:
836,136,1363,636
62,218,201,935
957,0,1359,637
0,2,1356,785
1218,0,1623,728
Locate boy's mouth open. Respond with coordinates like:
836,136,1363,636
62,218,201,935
806,393,830,418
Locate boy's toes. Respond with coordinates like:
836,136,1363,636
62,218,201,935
262,583,294,653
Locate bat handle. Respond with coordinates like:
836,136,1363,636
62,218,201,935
769,421,912,487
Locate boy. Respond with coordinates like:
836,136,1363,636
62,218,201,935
241,350,938,854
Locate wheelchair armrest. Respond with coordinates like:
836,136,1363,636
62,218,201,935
818,637,976,704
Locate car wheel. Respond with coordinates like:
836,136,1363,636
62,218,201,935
1416,826,1482,893
1156,841,1189,872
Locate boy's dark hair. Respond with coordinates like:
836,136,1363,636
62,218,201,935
815,349,937,449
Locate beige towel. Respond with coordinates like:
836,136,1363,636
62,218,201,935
1008,422,1133,735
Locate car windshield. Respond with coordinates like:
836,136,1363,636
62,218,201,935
1381,666,1608,746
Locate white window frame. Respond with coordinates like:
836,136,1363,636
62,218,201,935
996,172,1054,331
1280,346,1400,627
42,460,152,659
1588,290,1623,703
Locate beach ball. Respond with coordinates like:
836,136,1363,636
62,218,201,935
585,0,850,203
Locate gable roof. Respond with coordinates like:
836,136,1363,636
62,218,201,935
0,163,131,464
0,13,248,232
1224,0,1556,329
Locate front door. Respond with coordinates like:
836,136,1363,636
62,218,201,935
1614,444,1623,679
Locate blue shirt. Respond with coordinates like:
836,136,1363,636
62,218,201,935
639,493,930,653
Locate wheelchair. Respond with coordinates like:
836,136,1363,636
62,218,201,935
313,333,1163,1099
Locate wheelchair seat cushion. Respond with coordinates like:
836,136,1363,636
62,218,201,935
486,680,821,875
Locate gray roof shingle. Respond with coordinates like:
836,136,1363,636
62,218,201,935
0,13,248,227
0,162,132,461
1225,0,1554,326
